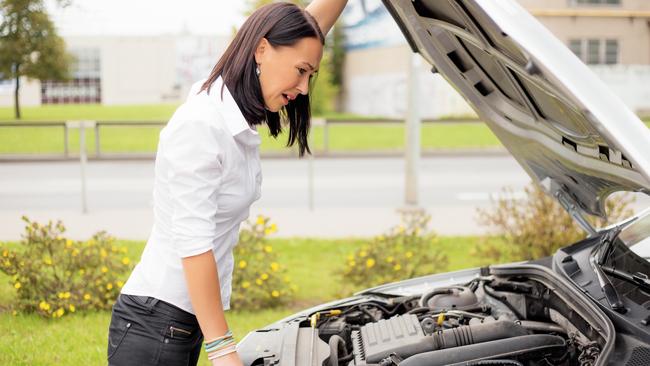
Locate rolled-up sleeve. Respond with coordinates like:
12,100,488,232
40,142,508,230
163,118,225,258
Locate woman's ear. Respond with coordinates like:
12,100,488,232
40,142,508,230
254,37,269,64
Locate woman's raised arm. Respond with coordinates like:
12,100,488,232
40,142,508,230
305,0,348,36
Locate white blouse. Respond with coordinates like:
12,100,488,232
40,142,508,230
121,77,262,314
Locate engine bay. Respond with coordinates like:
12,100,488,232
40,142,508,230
303,275,607,366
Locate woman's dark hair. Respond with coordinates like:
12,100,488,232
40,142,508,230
200,2,324,156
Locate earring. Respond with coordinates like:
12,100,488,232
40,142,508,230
255,64,261,77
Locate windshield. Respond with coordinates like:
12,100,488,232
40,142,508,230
619,210,650,261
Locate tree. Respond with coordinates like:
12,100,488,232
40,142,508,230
0,0,73,119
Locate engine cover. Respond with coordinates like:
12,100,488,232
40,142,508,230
351,314,424,364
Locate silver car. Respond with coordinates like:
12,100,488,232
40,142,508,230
238,1,650,365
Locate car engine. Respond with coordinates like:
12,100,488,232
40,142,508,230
308,277,604,366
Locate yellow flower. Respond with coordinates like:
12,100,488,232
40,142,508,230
271,290,280,298
242,281,251,289
79,269,85,275
58,292,64,299
100,249,108,258
255,279,263,285
106,283,113,290
3,260,10,267
238,260,247,269
283,276,290,283
366,258,376,268
256,216,265,226
348,260,356,267
44,257,52,265
270,262,279,271
56,308,65,317
88,239,96,246
347,254,354,261
65,240,73,248
14,282,21,289
359,250,367,258
261,273,269,280
117,280,124,288
269,223,277,233
386,256,394,263
12,310,17,316
264,245,273,253
83,294,91,301
393,264,402,271
101,266,108,273
68,305,76,313
39,301,51,311
56,235,63,241
2,250,8,257
121,257,130,265
405,251,413,259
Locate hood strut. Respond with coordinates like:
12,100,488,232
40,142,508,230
540,177,596,235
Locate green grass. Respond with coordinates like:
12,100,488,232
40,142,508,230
0,235,504,365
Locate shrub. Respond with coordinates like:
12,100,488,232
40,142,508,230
339,209,449,292
475,184,635,261
0,217,133,318
231,215,296,310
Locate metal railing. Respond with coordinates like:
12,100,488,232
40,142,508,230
0,118,482,160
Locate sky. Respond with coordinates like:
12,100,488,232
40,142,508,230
45,0,248,36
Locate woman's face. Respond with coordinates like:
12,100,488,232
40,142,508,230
255,36,323,112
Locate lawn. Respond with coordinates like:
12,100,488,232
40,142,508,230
0,235,504,365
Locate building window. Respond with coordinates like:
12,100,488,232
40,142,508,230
568,39,619,65
41,48,101,104
586,39,601,64
569,39,583,60
605,39,619,64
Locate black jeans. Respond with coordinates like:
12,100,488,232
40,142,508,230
107,294,204,365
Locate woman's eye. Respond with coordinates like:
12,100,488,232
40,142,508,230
297,68,307,76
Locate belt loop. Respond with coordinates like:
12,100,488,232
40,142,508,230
146,297,159,313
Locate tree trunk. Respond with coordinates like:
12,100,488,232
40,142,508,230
14,64,21,120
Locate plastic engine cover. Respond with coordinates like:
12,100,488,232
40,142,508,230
352,314,425,364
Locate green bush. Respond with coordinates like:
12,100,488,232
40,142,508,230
475,184,635,261
339,210,449,292
231,215,296,310
0,217,133,318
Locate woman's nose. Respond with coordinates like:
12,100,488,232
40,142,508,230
297,76,309,95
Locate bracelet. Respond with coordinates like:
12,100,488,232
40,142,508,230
207,345,237,360
205,337,235,353
204,329,233,345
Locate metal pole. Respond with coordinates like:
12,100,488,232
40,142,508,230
405,53,421,206
64,124,69,158
308,141,315,211
95,122,100,157
80,121,88,214
323,119,329,154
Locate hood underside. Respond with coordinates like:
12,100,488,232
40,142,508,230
383,0,650,221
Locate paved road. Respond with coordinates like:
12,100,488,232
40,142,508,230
1,156,648,240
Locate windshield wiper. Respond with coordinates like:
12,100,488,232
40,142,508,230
600,265,650,292
590,226,626,313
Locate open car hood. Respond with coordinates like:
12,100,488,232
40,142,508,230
383,0,650,226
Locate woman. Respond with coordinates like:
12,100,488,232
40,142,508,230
106,1,347,365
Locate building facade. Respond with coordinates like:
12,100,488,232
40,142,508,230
0,34,230,108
